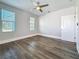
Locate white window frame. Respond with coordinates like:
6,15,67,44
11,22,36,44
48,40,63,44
30,17,35,32
1,9,16,32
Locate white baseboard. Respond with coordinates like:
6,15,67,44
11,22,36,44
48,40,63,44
1,33,76,45
37,33,61,39
0,33,61,44
38,34,76,42
0,34,38,44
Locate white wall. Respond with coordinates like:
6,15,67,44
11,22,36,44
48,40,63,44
0,2,39,42
39,7,75,40
76,0,79,53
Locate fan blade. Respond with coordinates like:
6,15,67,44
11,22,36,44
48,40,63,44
39,9,43,12
40,4,48,8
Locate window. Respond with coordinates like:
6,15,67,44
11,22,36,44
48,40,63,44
30,17,35,31
1,9,15,32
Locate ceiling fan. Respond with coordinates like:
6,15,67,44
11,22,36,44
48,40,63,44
33,1,49,12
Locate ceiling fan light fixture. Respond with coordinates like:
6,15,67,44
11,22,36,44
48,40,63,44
36,6,41,10
32,0,49,12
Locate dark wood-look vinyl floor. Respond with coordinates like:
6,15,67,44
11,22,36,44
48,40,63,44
0,36,79,59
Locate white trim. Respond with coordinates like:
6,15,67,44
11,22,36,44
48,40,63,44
37,33,61,39
38,34,76,43
0,34,38,44
0,33,61,44
0,33,76,45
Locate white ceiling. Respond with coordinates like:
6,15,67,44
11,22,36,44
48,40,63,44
0,0,75,16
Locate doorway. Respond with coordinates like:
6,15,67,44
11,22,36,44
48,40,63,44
61,15,76,42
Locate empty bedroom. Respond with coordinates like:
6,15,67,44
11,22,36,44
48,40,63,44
0,0,79,59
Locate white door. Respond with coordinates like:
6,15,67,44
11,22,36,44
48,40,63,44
61,15,76,42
